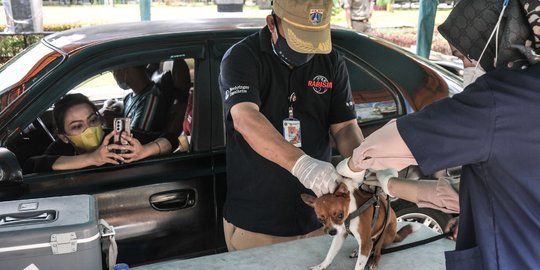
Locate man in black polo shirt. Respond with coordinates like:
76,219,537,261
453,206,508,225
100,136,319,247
219,0,364,251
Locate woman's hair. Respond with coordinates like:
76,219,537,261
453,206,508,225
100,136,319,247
53,93,100,134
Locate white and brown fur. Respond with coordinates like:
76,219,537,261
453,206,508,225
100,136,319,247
301,179,415,270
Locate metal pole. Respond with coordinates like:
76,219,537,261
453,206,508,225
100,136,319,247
140,0,151,21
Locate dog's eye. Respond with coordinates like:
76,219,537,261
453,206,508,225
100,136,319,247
318,218,325,224
336,213,344,220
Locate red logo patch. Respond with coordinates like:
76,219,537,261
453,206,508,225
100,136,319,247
308,75,332,94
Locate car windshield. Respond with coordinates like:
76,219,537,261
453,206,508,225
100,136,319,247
0,43,62,113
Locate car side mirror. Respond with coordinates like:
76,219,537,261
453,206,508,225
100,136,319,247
0,148,28,200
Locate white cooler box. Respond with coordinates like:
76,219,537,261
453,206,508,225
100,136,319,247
0,195,104,270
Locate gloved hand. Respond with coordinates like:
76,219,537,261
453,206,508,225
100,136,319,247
336,157,366,184
373,168,398,196
292,155,341,197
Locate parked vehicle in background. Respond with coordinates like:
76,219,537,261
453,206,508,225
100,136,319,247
0,18,461,266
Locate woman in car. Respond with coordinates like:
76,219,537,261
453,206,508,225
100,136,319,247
28,93,178,172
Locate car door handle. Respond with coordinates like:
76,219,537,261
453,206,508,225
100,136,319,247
149,189,196,211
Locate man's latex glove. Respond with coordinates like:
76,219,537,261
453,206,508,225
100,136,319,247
366,168,398,196
292,155,341,197
336,157,366,184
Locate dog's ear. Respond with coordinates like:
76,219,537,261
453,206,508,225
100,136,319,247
301,193,316,208
334,182,349,197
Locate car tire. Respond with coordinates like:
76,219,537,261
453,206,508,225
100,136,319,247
395,206,452,234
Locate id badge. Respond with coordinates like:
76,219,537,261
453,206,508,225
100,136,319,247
283,118,302,147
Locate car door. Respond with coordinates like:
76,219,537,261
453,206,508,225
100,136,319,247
2,38,225,265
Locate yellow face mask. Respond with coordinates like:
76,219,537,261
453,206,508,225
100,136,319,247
66,126,105,153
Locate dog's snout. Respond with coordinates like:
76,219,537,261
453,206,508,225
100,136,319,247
328,228,337,236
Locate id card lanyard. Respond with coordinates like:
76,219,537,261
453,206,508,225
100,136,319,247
283,92,302,147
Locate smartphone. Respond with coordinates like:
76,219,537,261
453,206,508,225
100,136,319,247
113,117,131,154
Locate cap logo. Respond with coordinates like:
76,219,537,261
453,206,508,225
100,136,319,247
310,9,324,25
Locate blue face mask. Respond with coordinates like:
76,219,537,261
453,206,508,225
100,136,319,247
271,18,314,67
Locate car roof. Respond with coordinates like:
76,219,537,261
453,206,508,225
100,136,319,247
44,18,268,54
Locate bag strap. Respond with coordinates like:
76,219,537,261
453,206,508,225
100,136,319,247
99,219,118,270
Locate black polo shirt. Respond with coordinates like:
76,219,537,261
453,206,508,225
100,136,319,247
219,26,356,236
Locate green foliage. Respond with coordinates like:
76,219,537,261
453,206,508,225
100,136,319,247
332,0,342,17
0,23,81,65
376,0,394,6
44,23,82,32
0,34,43,58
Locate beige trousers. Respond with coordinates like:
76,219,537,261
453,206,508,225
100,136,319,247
352,20,371,34
223,218,325,251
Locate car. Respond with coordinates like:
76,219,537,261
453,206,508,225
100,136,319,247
433,59,464,77
0,18,462,266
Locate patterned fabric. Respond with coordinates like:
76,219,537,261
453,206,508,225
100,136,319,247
123,84,168,132
438,0,540,71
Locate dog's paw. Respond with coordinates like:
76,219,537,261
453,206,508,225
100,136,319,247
349,248,358,258
309,264,327,270
367,260,379,270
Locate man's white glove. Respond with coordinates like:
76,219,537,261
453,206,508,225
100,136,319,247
336,157,366,184
374,168,398,196
292,155,341,197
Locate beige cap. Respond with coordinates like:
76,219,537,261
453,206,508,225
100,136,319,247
273,0,333,54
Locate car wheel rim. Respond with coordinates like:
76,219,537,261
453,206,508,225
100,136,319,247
396,213,443,234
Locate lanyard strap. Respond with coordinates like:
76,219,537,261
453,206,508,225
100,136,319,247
288,92,296,118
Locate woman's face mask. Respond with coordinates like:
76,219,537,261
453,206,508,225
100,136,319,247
462,66,486,88
271,17,314,67
66,126,105,153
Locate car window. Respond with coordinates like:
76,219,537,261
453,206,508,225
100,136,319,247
15,57,198,175
69,72,125,104
66,58,196,145
344,58,398,123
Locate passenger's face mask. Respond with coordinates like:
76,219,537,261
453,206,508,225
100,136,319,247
115,70,130,90
462,66,486,88
271,19,314,67
66,126,105,153
118,81,130,90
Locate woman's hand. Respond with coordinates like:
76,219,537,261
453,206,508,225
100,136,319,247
117,133,150,163
445,217,459,241
90,131,124,165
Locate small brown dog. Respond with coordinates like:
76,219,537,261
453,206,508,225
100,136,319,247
301,179,415,270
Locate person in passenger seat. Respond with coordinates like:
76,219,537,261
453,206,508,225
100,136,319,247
26,93,178,173
113,65,169,132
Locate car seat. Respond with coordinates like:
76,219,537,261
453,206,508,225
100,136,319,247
157,59,191,136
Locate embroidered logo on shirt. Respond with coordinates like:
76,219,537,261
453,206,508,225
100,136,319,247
308,75,332,94
225,85,249,100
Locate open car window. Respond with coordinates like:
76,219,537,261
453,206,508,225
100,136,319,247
15,57,197,175
69,71,126,106
344,57,398,123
